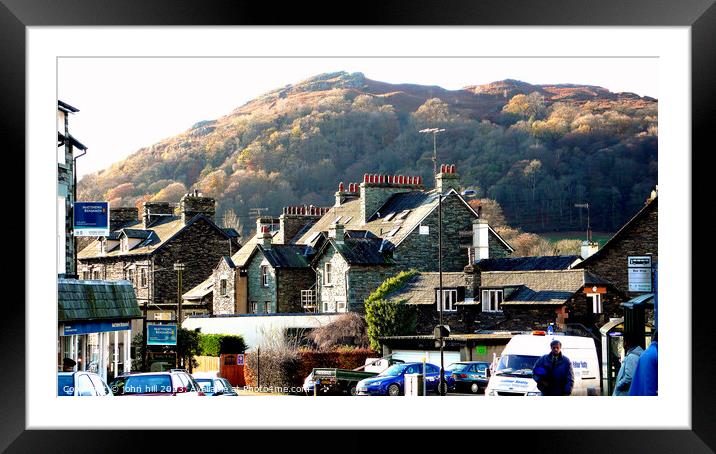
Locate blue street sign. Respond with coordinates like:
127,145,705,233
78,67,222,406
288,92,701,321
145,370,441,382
147,323,178,346
74,202,110,237
62,320,131,336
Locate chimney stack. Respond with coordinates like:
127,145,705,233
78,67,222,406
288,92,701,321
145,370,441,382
335,181,360,207
328,223,345,244
179,191,216,224
276,206,327,244
257,225,273,249
436,164,460,193
471,218,490,262
142,201,174,228
580,240,599,260
110,207,139,231
359,172,425,224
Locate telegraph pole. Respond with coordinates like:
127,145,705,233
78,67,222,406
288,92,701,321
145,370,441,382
420,127,447,396
174,262,185,368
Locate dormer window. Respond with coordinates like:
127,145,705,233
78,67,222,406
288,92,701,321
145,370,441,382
121,237,129,252
100,239,106,255
396,210,411,220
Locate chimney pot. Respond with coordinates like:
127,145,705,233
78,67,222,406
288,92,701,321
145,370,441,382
339,182,344,192
450,164,456,174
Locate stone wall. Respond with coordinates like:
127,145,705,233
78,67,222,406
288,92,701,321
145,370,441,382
276,213,322,244
77,257,151,310
277,268,316,313
315,247,349,313
180,194,216,224
580,200,657,299
212,259,236,315
394,194,478,272
347,266,398,313
151,218,236,307
110,207,139,231
414,303,561,334
246,251,277,313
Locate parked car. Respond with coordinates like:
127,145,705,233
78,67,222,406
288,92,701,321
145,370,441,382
108,370,205,396
303,371,315,395
446,361,491,394
355,362,455,396
194,377,238,396
58,371,113,396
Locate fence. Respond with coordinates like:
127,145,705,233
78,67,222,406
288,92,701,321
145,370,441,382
194,355,220,374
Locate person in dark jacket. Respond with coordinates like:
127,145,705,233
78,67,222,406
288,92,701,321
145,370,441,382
532,339,574,396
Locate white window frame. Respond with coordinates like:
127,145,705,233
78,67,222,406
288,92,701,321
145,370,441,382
588,293,603,314
324,262,333,286
336,301,347,313
261,266,269,287
264,301,271,314
436,289,458,312
250,302,258,314
481,289,503,312
140,268,148,288
220,279,228,296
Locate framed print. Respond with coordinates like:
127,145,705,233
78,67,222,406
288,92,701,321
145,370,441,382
5,0,714,450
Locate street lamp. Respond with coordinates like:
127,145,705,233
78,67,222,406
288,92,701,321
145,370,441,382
419,127,448,396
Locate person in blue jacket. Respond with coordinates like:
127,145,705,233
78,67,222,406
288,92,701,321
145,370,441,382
629,330,658,396
532,339,574,396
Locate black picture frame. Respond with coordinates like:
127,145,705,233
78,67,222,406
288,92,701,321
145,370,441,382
5,0,713,451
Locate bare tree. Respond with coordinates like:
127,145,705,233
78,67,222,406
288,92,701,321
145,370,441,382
221,208,244,235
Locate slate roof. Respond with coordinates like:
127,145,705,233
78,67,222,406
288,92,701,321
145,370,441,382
222,228,241,239
324,237,396,266
385,272,467,305
57,131,87,150
475,255,581,271
58,279,142,322
257,244,314,269
78,214,234,259
183,277,214,301
229,230,279,268
481,269,605,305
295,189,512,252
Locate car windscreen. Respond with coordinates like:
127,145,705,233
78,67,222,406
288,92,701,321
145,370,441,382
447,363,470,372
123,375,173,394
495,355,540,377
379,364,408,377
58,375,74,396
195,379,214,394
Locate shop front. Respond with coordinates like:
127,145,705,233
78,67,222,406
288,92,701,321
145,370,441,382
58,279,142,382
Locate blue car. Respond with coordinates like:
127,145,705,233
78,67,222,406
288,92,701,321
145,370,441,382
356,362,454,396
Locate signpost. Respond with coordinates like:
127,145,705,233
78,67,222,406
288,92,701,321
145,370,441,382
146,323,178,346
628,256,652,292
73,201,110,237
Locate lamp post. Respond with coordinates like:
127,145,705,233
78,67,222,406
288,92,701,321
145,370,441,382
419,127,447,396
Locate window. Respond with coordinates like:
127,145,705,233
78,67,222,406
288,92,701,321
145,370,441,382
322,301,334,313
140,268,148,288
382,212,396,222
332,216,342,224
342,216,352,225
82,270,91,280
436,289,458,312
481,289,503,312
337,301,347,313
127,268,134,285
324,263,332,286
396,209,411,220
220,279,228,296
93,269,101,280
588,293,603,314
261,266,269,287
250,302,258,314
264,301,271,314
386,226,401,237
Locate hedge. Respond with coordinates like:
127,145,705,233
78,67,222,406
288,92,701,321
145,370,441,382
244,347,377,393
198,334,246,356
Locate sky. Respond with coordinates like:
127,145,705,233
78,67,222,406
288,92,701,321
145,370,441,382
58,57,658,178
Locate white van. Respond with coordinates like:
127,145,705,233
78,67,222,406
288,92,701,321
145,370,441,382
485,333,601,396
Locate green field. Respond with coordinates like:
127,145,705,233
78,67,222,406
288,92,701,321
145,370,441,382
539,231,613,248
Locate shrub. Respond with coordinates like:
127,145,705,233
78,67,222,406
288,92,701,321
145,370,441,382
364,270,419,351
198,334,246,356
307,312,369,350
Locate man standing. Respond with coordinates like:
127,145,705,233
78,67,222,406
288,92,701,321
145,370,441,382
532,339,574,396
629,331,658,396
613,335,644,396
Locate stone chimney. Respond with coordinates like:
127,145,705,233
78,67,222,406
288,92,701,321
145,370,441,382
335,182,361,207
142,202,174,228
580,240,599,260
328,223,345,244
436,164,460,193
471,218,490,262
257,225,273,249
360,173,424,224
276,205,328,244
179,190,216,224
110,207,139,231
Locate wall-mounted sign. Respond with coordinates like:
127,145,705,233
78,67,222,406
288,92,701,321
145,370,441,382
147,323,177,346
628,256,652,292
62,320,131,336
73,201,109,237
475,345,487,355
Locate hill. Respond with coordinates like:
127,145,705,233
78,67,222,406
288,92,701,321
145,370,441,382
78,71,658,236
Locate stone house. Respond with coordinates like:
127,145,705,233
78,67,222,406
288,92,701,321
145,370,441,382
185,208,327,315
294,166,513,313
77,192,240,326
